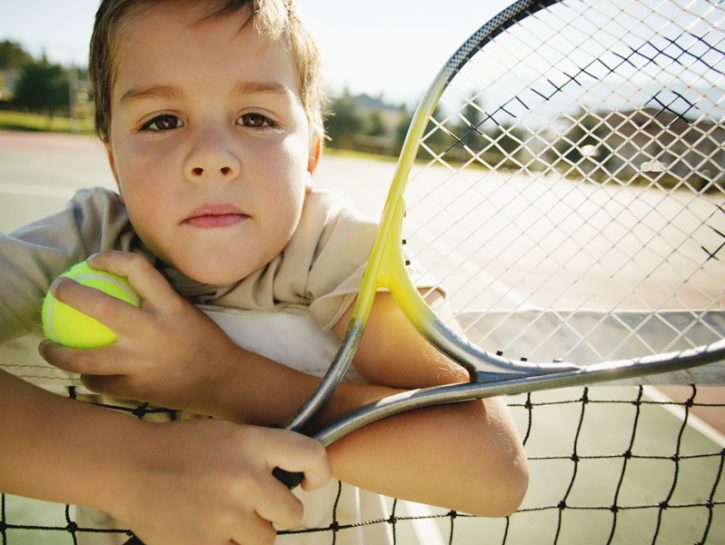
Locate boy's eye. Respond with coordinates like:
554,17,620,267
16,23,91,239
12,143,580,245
239,113,275,129
141,114,183,132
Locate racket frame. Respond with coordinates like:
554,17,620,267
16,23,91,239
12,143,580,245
285,0,592,434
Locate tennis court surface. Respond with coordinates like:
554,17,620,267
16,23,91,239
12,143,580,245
0,130,722,544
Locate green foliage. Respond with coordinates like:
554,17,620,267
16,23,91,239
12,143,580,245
550,111,614,180
0,40,33,70
420,105,456,160
0,109,94,134
393,108,413,155
366,110,388,137
481,124,528,168
414,93,530,169
326,90,365,149
12,57,70,115
457,98,485,150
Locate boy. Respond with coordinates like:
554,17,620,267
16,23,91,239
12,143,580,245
0,1,528,544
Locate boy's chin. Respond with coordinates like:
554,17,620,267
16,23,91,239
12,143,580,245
176,261,258,287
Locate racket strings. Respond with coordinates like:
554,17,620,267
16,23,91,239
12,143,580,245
408,181,720,357
426,43,719,184
399,0,723,364
408,152,700,310
452,187,720,346
418,10,720,194
407,171,717,360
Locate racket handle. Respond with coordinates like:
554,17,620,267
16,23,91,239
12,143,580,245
272,466,305,488
120,468,304,545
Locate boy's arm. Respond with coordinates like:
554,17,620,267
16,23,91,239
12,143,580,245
328,292,529,517
0,368,330,545
42,252,528,517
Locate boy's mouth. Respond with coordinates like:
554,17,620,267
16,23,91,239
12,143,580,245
183,203,249,228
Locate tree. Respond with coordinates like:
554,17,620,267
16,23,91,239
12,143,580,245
0,40,33,70
326,89,365,149
483,123,528,169
366,110,388,137
550,110,613,180
457,96,486,149
419,104,457,161
453,95,487,162
12,57,70,116
393,106,412,155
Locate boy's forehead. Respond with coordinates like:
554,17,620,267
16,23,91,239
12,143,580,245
106,1,307,119
112,4,294,89
111,2,259,73
115,1,253,43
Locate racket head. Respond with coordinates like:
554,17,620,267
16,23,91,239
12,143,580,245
287,0,724,436
373,0,724,373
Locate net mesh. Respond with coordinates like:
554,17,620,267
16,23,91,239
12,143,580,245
1,385,723,544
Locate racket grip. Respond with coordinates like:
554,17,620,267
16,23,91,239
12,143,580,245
272,466,305,488
121,418,305,545
121,468,304,545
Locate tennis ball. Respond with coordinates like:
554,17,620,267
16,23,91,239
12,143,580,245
42,261,141,348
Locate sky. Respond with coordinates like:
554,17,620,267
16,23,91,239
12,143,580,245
0,0,511,104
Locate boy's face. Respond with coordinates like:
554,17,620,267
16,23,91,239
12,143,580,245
105,3,318,285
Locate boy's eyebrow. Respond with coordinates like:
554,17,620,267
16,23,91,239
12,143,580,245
233,81,291,96
119,81,290,104
120,85,182,104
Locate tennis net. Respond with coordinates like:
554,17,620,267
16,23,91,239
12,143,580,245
1,377,722,544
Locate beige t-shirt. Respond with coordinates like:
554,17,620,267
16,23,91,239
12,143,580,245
0,186,396,544
0,186,378,342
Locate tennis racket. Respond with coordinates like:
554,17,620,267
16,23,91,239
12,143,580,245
282,0,725,454
124,0,723,541
288,0,725,444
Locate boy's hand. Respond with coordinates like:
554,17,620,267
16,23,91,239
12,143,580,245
39,251,239,413
113,420,330,545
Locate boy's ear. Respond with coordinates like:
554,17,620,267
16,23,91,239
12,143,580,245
307,136,321,175
104,142,124,203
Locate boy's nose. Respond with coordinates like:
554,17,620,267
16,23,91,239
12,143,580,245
188,164,235,178
184,130,240,181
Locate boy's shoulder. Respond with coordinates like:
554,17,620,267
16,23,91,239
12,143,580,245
305,187,378,240
32,187,133,253
68,186,124,210
10,187,128,243
300,187,378,280
65,186,129,230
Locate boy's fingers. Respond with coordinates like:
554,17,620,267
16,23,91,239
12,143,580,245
50,277,140,333
38,340,129,376
81,374,132,396
259,429,331,492
87,251,177,307
229,515,277,545
252,479,304,530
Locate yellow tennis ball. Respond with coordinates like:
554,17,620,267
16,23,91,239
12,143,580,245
42,261,141,348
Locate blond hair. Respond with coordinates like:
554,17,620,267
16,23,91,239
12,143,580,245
89,0,326,141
